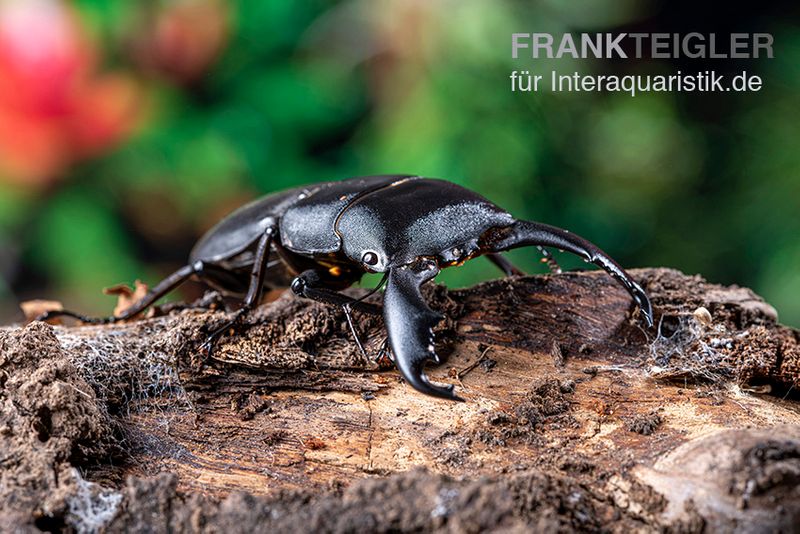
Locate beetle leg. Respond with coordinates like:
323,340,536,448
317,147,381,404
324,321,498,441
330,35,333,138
341,303,369,362
537,246,562,274
486,253,525,277
375,336,391,364
290,270,383,316
489,220,653,327
383,259,462,400
201,227,276,353
36,263,204,324
291,270,384,364
487,250,560,277
343,274,389,363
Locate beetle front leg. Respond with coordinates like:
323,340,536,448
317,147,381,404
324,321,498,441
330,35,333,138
290,269,384,364
290,270,383,316
383,259,462,401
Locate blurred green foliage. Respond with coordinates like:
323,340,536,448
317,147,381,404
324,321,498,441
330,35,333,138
0,0,798,327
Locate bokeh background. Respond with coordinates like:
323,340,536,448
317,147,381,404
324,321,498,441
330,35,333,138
0,0,798,326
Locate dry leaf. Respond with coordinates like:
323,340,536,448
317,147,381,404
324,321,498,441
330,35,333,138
20,299,64,323
693,306,713,326
263,288,285,303
104,280,149,318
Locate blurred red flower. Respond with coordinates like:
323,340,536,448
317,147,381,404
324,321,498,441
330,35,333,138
0,0,142,188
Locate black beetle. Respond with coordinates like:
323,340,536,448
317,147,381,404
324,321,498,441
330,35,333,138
40,175,653,400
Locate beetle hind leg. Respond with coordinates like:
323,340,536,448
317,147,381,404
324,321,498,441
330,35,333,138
35,309,115,325
487,249,560,277
487,253,524,277
36,263,201,325
488,219,653,327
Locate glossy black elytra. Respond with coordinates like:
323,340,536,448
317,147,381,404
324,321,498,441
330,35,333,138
39,175,653,400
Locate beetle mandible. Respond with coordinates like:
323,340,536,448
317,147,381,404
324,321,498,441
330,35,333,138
40,175,653,400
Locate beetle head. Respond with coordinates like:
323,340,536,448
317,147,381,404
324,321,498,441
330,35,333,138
336,204,394,272
336,201,513,273
333,177,514,272
337,203,471,272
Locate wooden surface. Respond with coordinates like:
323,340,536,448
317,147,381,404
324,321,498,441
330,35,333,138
4,267,799,531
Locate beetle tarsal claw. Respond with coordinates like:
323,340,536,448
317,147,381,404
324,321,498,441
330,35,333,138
383,263,462,401
631,282,654,327
200,308,249,356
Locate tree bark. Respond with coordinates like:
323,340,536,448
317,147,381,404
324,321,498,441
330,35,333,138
1,268,798,532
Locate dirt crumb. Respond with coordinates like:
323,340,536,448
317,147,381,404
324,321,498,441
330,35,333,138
479,357,497,372
515,379,572,428
237,392,271,421
263,430,289,446
626,411,663,436
425,431,473,467
475,379,575,447
304,437,327,450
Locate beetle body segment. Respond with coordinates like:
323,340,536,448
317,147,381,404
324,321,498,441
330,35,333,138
40,175,654,401
190,188,301,264
335,179,514,270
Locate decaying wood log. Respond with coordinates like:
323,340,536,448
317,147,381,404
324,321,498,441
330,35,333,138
1,268,798,532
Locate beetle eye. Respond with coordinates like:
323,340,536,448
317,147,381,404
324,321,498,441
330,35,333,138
362,251,379,266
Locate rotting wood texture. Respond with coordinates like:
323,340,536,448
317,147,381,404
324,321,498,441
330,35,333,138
1,268,798,532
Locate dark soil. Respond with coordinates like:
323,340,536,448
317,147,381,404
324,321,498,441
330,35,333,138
101,467,672,533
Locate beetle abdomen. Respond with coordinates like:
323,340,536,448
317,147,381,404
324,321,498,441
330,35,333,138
190,188,304,263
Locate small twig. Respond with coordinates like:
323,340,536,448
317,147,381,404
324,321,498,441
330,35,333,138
550,341,565,368
66,383,92,399
457,345,492,382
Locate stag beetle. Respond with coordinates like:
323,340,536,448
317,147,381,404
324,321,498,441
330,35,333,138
40,175,653,400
